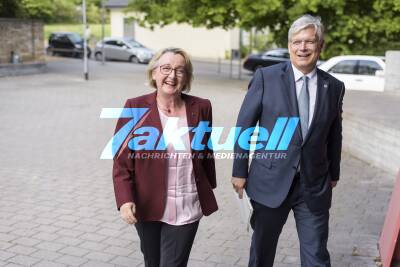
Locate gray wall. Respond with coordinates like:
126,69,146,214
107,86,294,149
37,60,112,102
0,18,45,64
385,50,400,94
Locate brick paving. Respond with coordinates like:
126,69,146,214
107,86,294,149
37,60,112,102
0,58,394,266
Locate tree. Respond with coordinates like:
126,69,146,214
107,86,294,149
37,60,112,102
51,0,79,23
19,0,56,22
126,0,400,58
0,0,23,18
0,0,105,24
127,0,238,29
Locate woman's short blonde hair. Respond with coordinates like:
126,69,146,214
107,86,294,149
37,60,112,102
147,47,194,92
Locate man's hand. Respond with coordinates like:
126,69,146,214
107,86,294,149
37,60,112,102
120,202,137,224
331,181,338,188
231,177,246,199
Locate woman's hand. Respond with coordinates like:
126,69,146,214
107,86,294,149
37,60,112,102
120,202,137,224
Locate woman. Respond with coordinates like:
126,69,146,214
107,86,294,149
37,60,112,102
112,47,218,267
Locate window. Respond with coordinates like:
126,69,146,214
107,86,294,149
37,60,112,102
50,34,62,42
105,40,124,47
329,60,357,74
125,40,143,48
357,60,382,75
116,41,125,47
67,33,82,43
59,36,70,44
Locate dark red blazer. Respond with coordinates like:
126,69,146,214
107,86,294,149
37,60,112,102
112,91,218,221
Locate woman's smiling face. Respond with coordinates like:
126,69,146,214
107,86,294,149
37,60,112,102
152,52,187,96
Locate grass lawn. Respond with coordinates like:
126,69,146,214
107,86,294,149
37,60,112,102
44,24,111,45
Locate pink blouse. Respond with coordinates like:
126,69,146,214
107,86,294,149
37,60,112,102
158,109,203,225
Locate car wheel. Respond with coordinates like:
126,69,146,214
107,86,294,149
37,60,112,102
130,56,139,64
46,48,53,56
95,52,103,61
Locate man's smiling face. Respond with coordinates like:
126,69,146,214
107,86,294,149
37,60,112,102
288,27,323,74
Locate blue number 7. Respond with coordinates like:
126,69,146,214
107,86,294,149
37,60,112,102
100,108,149,159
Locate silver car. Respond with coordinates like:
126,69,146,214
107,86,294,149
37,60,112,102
94,37,154,63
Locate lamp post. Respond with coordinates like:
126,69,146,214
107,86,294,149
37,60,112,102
82,0,89,80
101,0,105,65
238,29,242,80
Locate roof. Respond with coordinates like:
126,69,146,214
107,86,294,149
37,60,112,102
105,0,129,8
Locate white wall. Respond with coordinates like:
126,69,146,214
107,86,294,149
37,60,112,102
135,23,237,59
109,10,239,59
109,8,124,38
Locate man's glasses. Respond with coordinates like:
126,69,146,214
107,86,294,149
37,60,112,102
291,39,318,48
159,64,186,77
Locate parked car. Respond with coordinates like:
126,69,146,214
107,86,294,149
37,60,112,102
243,48,290,72
243,48,325,72
47,32,91,58
318,55,385,91
94,37,154,63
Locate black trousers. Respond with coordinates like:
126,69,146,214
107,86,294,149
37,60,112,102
248,176,331,267
135,221,199,267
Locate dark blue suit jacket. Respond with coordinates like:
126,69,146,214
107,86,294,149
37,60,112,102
232,62,345,213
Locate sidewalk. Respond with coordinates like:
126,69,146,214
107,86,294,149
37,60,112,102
0,58,395,266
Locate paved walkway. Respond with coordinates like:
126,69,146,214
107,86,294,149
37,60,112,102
0,58,395,266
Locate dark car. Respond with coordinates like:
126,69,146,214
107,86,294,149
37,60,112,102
47,32,91,58
243,48,290,72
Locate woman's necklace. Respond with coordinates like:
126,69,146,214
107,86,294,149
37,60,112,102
156,97,183,115
157,103,172,114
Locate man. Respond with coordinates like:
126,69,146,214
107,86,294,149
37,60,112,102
232,15,345,267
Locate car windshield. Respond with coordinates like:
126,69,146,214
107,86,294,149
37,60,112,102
124,39,144,48
67,33,82,43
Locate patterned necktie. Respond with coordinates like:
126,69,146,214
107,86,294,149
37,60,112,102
299,76,309,139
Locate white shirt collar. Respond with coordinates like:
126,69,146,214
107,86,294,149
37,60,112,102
291,64,317,82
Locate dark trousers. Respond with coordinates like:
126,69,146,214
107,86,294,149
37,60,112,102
248,176,330,267
135,221,199,267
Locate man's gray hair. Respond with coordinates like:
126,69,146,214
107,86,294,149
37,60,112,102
288,14,324,43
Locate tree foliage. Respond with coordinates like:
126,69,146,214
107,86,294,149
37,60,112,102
0,0,105,23
127,0,400,58
0,0,23,18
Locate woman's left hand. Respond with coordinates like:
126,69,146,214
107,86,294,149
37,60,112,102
120,202,137,224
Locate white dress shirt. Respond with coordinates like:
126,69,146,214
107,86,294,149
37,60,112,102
291,64,317,127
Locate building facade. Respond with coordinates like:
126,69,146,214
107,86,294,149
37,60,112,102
106,0,240,59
